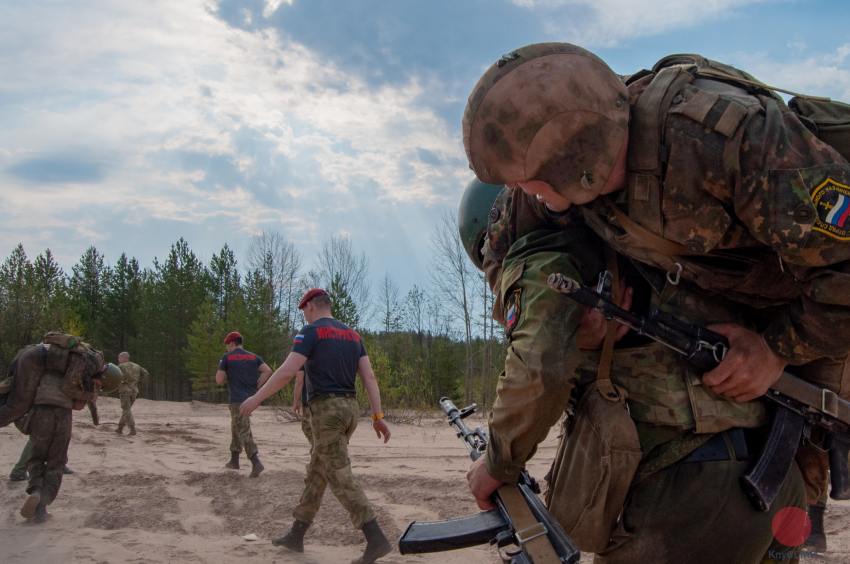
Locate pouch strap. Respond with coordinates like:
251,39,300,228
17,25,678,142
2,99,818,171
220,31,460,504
497,485,561,564
597,248,624,403
609,205,690,258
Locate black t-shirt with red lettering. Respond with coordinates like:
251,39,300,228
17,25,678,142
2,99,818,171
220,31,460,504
218,347,264,403
292,317,366,403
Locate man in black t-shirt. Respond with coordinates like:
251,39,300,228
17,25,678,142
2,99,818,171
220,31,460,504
240,288,392,564
215,331,272,477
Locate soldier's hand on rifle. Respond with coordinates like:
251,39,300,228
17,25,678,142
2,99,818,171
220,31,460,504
466,456,503,511
576,282,633,350
703,323,786,402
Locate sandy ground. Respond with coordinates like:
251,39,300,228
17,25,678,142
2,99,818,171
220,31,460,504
0,397,847,564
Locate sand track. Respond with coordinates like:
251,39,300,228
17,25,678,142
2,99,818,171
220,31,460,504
0,397,847,563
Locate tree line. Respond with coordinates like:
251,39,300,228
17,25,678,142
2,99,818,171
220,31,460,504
0,216,505,410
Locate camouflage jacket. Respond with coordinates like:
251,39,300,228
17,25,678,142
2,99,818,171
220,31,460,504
582,69,850,365
118,361,148,395
482,187,581,322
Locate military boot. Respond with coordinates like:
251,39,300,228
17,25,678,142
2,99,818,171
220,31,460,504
116,425,124,435
249,453,264,477
804,503,827,552
351,519,392,564
33,503,49,524
9,467,27,482
272,519,309,552
129,428,137,436
225,452,239,470
20,490,41,519
62,466,74,475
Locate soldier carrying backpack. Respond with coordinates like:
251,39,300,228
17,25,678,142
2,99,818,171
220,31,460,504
0,332,120,523
461,43,850,563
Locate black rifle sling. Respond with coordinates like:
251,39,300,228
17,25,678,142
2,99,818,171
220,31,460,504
497,485,561,564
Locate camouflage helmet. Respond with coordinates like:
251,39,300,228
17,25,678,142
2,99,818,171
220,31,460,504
458,178,501,270
463,43,629,200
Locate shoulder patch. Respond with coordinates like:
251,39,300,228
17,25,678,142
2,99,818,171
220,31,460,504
812,177,850,240
504,288,522,337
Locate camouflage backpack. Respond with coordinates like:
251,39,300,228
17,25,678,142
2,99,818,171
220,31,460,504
647,54,850,161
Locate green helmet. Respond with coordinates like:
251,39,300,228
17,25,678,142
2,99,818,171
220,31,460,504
98,362,123,393
458,179,502,270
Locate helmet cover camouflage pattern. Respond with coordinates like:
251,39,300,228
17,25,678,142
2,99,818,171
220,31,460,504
463,43,629,199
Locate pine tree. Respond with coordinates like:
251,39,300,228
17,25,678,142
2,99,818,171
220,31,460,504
102,253,143,360
184,299,226,401
328,273,359,328
135,238,210,400
209,244,242,325
31,248,70,338
0,244,37,366
68,246,110,344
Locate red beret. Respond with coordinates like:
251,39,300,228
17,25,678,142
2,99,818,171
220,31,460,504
298,288,328,309
223,331,242,345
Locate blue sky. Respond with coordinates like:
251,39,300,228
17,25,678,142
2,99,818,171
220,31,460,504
1,0,849,304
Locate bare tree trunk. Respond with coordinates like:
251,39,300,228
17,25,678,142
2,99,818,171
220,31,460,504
430,211,476,403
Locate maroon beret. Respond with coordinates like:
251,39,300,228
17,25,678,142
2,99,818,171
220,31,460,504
223,331,242,345
298,288,328,309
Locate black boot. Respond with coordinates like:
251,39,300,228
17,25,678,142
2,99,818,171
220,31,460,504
351,518,392,564
272,519,309,552
804,503,827,552
249,453,264,478
62,466,74,475
225,452,239,470
9,467,27,481
33,503,49,524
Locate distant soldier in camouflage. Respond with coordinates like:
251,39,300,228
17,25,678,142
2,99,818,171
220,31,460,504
215,331,272,477
116,351,149,436
461,43,850,563
240,288,393,564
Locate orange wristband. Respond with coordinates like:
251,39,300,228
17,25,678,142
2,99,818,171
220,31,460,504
371,412,384,421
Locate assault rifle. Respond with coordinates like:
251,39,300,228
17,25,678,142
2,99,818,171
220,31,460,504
399,397,580,563
548,271,850,511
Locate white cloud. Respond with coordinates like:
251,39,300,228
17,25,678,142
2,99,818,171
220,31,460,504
263,0,294,19
0,0,466,268
734,44,850,102
511,0,774,45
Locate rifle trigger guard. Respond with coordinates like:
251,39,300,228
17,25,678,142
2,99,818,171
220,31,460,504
666,262,683,286
515,522,548,545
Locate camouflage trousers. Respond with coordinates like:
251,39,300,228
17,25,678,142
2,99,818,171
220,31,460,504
118,391,137,432
293,395,375,528
228,404,257,458
26,405,72,506
12,437,34,475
